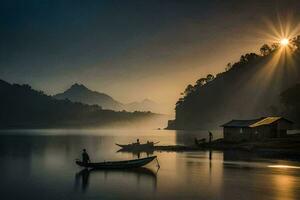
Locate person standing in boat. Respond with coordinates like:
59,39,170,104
136,139,140,145
82,149,90,165
208,131,213,144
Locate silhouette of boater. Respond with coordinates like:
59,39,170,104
209,131,213,143
82,149,90,165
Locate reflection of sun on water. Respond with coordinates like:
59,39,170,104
268,163,300,200
268,165,300,169
272,173,298,200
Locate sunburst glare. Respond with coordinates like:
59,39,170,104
280,38,289,46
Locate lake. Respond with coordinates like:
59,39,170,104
0,129,299,200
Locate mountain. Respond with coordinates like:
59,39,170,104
0,80,163,129
54,84,164,113
54,83,123,110
125,99,161,113
168,36,300,129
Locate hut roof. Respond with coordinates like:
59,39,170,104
221,117,293,128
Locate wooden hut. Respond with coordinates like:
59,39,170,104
221,117,293,142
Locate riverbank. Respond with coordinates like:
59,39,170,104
120,134,300,160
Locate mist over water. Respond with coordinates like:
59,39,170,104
0,129,299,200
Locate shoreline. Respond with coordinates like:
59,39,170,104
119,134,300,161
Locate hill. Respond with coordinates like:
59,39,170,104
168,36,300,129
54,83,123,110
0,80,164,129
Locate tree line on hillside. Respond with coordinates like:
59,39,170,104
171,35,300,129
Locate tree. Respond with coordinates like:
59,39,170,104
183,84,194,96
196,78,207,86
240,55,247,63
225,63,232,71
260,44,272,56
271,43,279,51
206,74,215,82
292,35,300,50
244,53,259,62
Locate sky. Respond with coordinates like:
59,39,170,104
1,0,300,114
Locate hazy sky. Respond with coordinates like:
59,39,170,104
1,0,300,113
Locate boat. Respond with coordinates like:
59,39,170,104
115,141,159,150
75,156,157,169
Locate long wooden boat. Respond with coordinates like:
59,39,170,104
116,142,159,150
76,156,157,169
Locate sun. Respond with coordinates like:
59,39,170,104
280,38,289,46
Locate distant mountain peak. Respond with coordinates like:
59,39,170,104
69,83,88,91
142,98,153,103
54,83,123,110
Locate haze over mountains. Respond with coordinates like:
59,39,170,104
54,83,162,113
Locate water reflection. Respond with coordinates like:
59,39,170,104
75,169,90,192
74,168,157,193
268,165,300,169
117,149,154,159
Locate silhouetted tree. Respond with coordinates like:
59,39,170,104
206,74,215,82
260,44,272,56
183,84,194,96
225,63,232,71
271,43,279,51
196,78,206,86
292,35,300,50
240,55,247,64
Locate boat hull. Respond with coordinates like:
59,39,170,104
76,156,157,169
115,142,157,151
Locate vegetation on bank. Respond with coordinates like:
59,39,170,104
171,36,300,129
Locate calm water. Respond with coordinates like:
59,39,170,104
0,129,299,200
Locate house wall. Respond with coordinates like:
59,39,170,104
255,126,274,139
256,120,292,138
223,119,293,142
224,127,254,142
276,120,293,137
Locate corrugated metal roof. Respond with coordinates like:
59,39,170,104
221,117,292,128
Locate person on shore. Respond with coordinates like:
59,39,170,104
209,131,213,144
82,149,90,165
